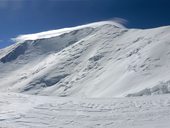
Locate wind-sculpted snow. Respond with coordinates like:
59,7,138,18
0,21,170,97
1,21,170,128
14,21,125,42
0,43,28,63
127,80,170,96
21,73,69,93
1,92,170,128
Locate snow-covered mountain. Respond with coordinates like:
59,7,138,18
0,21,170,97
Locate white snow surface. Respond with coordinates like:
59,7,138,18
0,92,170,128
0,21,170,97
1,21,170,128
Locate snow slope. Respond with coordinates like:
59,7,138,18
0,21,170,97
1,21,170,128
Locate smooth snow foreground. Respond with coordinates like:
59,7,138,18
0,93,170,128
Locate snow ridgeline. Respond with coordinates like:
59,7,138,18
13,21,125,42
0,21,170,97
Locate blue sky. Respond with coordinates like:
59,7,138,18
0,0,170,48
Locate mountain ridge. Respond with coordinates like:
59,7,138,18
0,21,170,98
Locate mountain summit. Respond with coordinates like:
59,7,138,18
0,21,170,97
